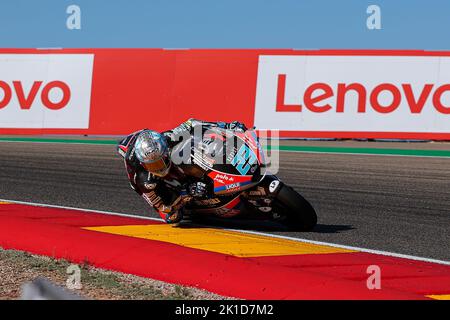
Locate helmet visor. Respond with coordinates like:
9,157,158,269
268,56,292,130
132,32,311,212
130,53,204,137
142,157,170,176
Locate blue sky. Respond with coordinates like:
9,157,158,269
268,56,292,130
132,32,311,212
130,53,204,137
0,0,449,49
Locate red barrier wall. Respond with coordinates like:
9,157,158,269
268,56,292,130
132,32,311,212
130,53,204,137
0,48,449,139
0,48,269,135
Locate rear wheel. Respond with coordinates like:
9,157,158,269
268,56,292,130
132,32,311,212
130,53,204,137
273,185,317,231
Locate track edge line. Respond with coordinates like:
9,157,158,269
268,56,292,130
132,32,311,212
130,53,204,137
1,198,449,266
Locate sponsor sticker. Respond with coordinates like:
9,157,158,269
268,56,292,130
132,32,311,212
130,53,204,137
225,182,241,192
213,173,235,184
269,180,280,193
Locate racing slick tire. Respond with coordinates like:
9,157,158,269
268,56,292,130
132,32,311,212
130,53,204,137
274,184,317,231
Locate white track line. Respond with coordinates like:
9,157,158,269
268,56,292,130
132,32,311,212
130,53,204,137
1,198,449,266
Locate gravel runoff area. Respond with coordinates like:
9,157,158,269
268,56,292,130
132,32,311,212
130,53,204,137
0,248,233,300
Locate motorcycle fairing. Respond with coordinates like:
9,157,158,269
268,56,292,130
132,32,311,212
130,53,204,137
186,194,243,217
207,171,254,195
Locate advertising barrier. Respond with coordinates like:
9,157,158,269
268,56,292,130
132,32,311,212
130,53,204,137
0,49,449,140
0,54,93,129
255,55,450,138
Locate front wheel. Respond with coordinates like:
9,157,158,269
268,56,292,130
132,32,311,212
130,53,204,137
273,185,317,231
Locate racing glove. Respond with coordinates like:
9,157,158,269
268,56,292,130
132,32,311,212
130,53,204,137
188,181,208,198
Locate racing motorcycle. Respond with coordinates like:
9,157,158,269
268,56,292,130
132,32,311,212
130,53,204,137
120,127,317,231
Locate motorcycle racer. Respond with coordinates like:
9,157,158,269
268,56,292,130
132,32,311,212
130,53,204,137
117,119,247,224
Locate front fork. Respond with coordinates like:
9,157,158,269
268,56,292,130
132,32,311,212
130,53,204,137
242,175,283,216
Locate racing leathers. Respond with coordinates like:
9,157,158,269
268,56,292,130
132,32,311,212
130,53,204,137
118,119,247,223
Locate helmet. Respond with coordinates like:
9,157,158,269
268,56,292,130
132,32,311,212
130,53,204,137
135,130,171,177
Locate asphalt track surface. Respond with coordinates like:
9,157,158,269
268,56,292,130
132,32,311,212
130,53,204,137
0,140,449,261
